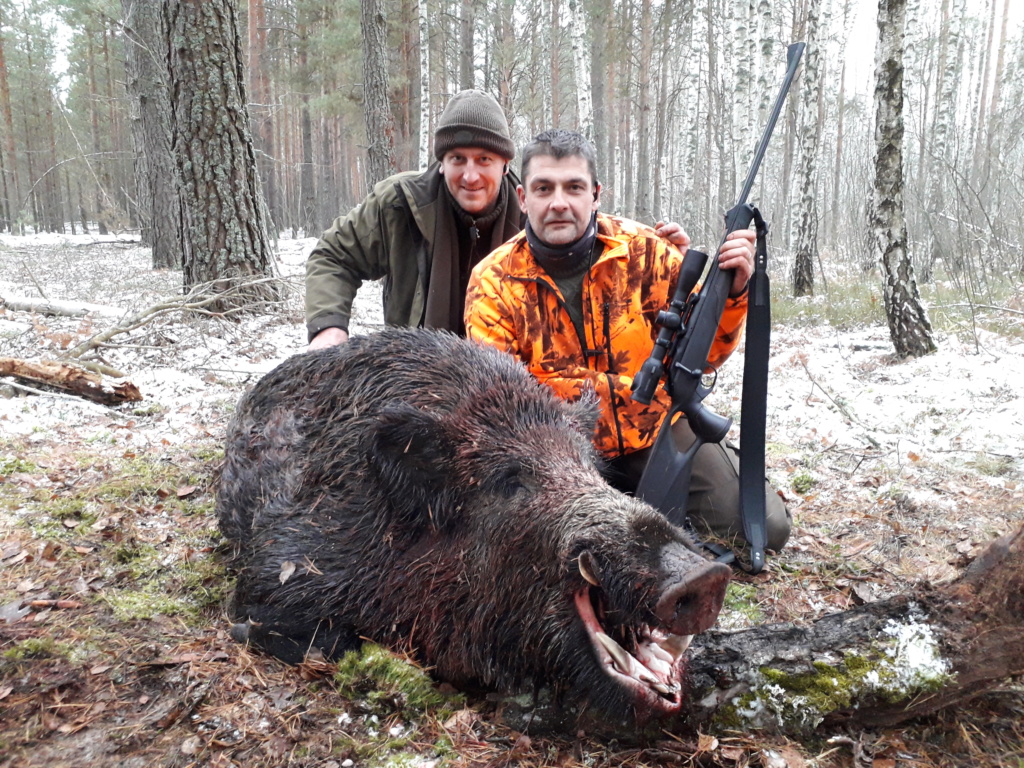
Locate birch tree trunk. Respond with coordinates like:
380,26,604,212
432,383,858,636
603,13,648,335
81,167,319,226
567,0,593,141
418,0,430,170
925,0,964,277
791,0,822,297
871,0,936,359
733,0,753,163
163,0,277,306
361,0,399,187
549,0,561,128
979,0,1011,198
755,0,774,139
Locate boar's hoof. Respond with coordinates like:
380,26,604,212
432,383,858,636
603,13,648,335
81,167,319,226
572,559,731,714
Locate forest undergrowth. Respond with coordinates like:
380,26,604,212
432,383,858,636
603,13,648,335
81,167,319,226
1,234,1022,768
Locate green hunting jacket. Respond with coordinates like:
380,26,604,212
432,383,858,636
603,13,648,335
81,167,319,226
305,163,523,342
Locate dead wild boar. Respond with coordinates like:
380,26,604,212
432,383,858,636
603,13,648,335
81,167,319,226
217,327,729,722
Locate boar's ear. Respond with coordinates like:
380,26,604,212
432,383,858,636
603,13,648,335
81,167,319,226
566,389,601,438
369,403,454,500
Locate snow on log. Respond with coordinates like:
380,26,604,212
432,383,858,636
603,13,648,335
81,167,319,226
0,358,142,405
679,523,1024,734
1,294,123,320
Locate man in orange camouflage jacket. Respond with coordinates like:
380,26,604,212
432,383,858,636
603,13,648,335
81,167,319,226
465,129,790,552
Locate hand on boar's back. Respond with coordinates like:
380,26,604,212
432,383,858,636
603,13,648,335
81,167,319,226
216,327,730,726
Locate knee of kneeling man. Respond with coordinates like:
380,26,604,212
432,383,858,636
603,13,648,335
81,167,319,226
766,493,792,552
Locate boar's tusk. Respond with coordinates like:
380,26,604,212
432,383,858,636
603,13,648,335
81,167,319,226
651,680,679,696
596,631,632,674
578,551,600,586
597,632,661,685
659,633,693,662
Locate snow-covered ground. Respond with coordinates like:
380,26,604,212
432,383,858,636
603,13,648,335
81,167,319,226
2,231,1022,512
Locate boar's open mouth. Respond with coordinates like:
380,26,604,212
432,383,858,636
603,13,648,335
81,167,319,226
573,555,730,715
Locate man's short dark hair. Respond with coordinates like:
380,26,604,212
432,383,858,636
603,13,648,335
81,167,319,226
521,129,599,187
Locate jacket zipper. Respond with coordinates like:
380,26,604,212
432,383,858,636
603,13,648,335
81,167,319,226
600,301,626,455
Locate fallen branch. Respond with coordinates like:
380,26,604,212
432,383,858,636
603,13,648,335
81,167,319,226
1,294,123,320
677,523,1024,734
65,275,296,360
934,302,1024,317
0,357,142,405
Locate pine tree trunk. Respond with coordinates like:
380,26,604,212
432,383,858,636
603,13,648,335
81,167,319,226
459,0,475,90
84,32,107,235
0,22,20,233
123,0,184,269
248,0,278,232
871,0,936,359
297,22,315,236
361,0,398,187
633,0,654,223
163,0,277,306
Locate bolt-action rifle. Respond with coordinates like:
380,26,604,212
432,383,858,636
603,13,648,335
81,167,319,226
630,42,805,573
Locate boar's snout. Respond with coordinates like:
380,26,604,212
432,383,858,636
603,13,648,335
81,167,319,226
655,556,731,637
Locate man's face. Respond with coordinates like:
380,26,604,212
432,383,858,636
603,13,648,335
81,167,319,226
518,154,600,245
440,148,507,215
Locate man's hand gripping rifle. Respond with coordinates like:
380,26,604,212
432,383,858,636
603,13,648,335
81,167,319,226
630,43,805,574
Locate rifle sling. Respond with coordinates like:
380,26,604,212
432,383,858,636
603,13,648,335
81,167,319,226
738,208,771,574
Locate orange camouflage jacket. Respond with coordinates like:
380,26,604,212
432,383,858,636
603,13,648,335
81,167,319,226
464,213,748,459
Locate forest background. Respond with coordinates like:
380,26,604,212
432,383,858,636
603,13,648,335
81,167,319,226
1,0,1023,315
2,1,1024,765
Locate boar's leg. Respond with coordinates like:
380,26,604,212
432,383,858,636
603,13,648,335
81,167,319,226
229,613,359,665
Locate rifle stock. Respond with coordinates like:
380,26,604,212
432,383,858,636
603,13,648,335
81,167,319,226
630,42,806,556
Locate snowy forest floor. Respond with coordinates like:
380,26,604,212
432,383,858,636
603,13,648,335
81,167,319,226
1,233,1022,768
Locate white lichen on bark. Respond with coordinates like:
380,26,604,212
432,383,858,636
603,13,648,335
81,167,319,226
726,605,953,732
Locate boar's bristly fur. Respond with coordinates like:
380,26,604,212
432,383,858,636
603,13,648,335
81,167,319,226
217,328,729,724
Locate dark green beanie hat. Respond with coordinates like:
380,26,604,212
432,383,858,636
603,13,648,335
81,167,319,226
434,89,515,162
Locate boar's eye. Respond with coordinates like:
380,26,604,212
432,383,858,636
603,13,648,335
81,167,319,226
492,463,528,498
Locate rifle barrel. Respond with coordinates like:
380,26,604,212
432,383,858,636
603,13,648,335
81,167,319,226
736,42,807,208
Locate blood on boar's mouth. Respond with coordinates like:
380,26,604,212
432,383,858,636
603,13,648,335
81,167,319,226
574,554,730,714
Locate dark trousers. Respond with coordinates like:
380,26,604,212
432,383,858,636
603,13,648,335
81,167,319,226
603,417,791,552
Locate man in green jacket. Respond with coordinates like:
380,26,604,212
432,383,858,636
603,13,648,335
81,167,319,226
305,90,524,349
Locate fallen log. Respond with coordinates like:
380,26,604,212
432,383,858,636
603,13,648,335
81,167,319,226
680,523,1024,734
494,524,1024,738
0,357,142,405
1,294,123,320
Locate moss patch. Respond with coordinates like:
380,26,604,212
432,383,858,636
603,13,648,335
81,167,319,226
334,643,462,718
717,581,764,629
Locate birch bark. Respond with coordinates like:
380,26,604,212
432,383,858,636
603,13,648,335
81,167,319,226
871,0,937,359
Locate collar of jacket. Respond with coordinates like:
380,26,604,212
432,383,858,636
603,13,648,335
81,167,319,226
396,161,524,247
505,213,633,280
